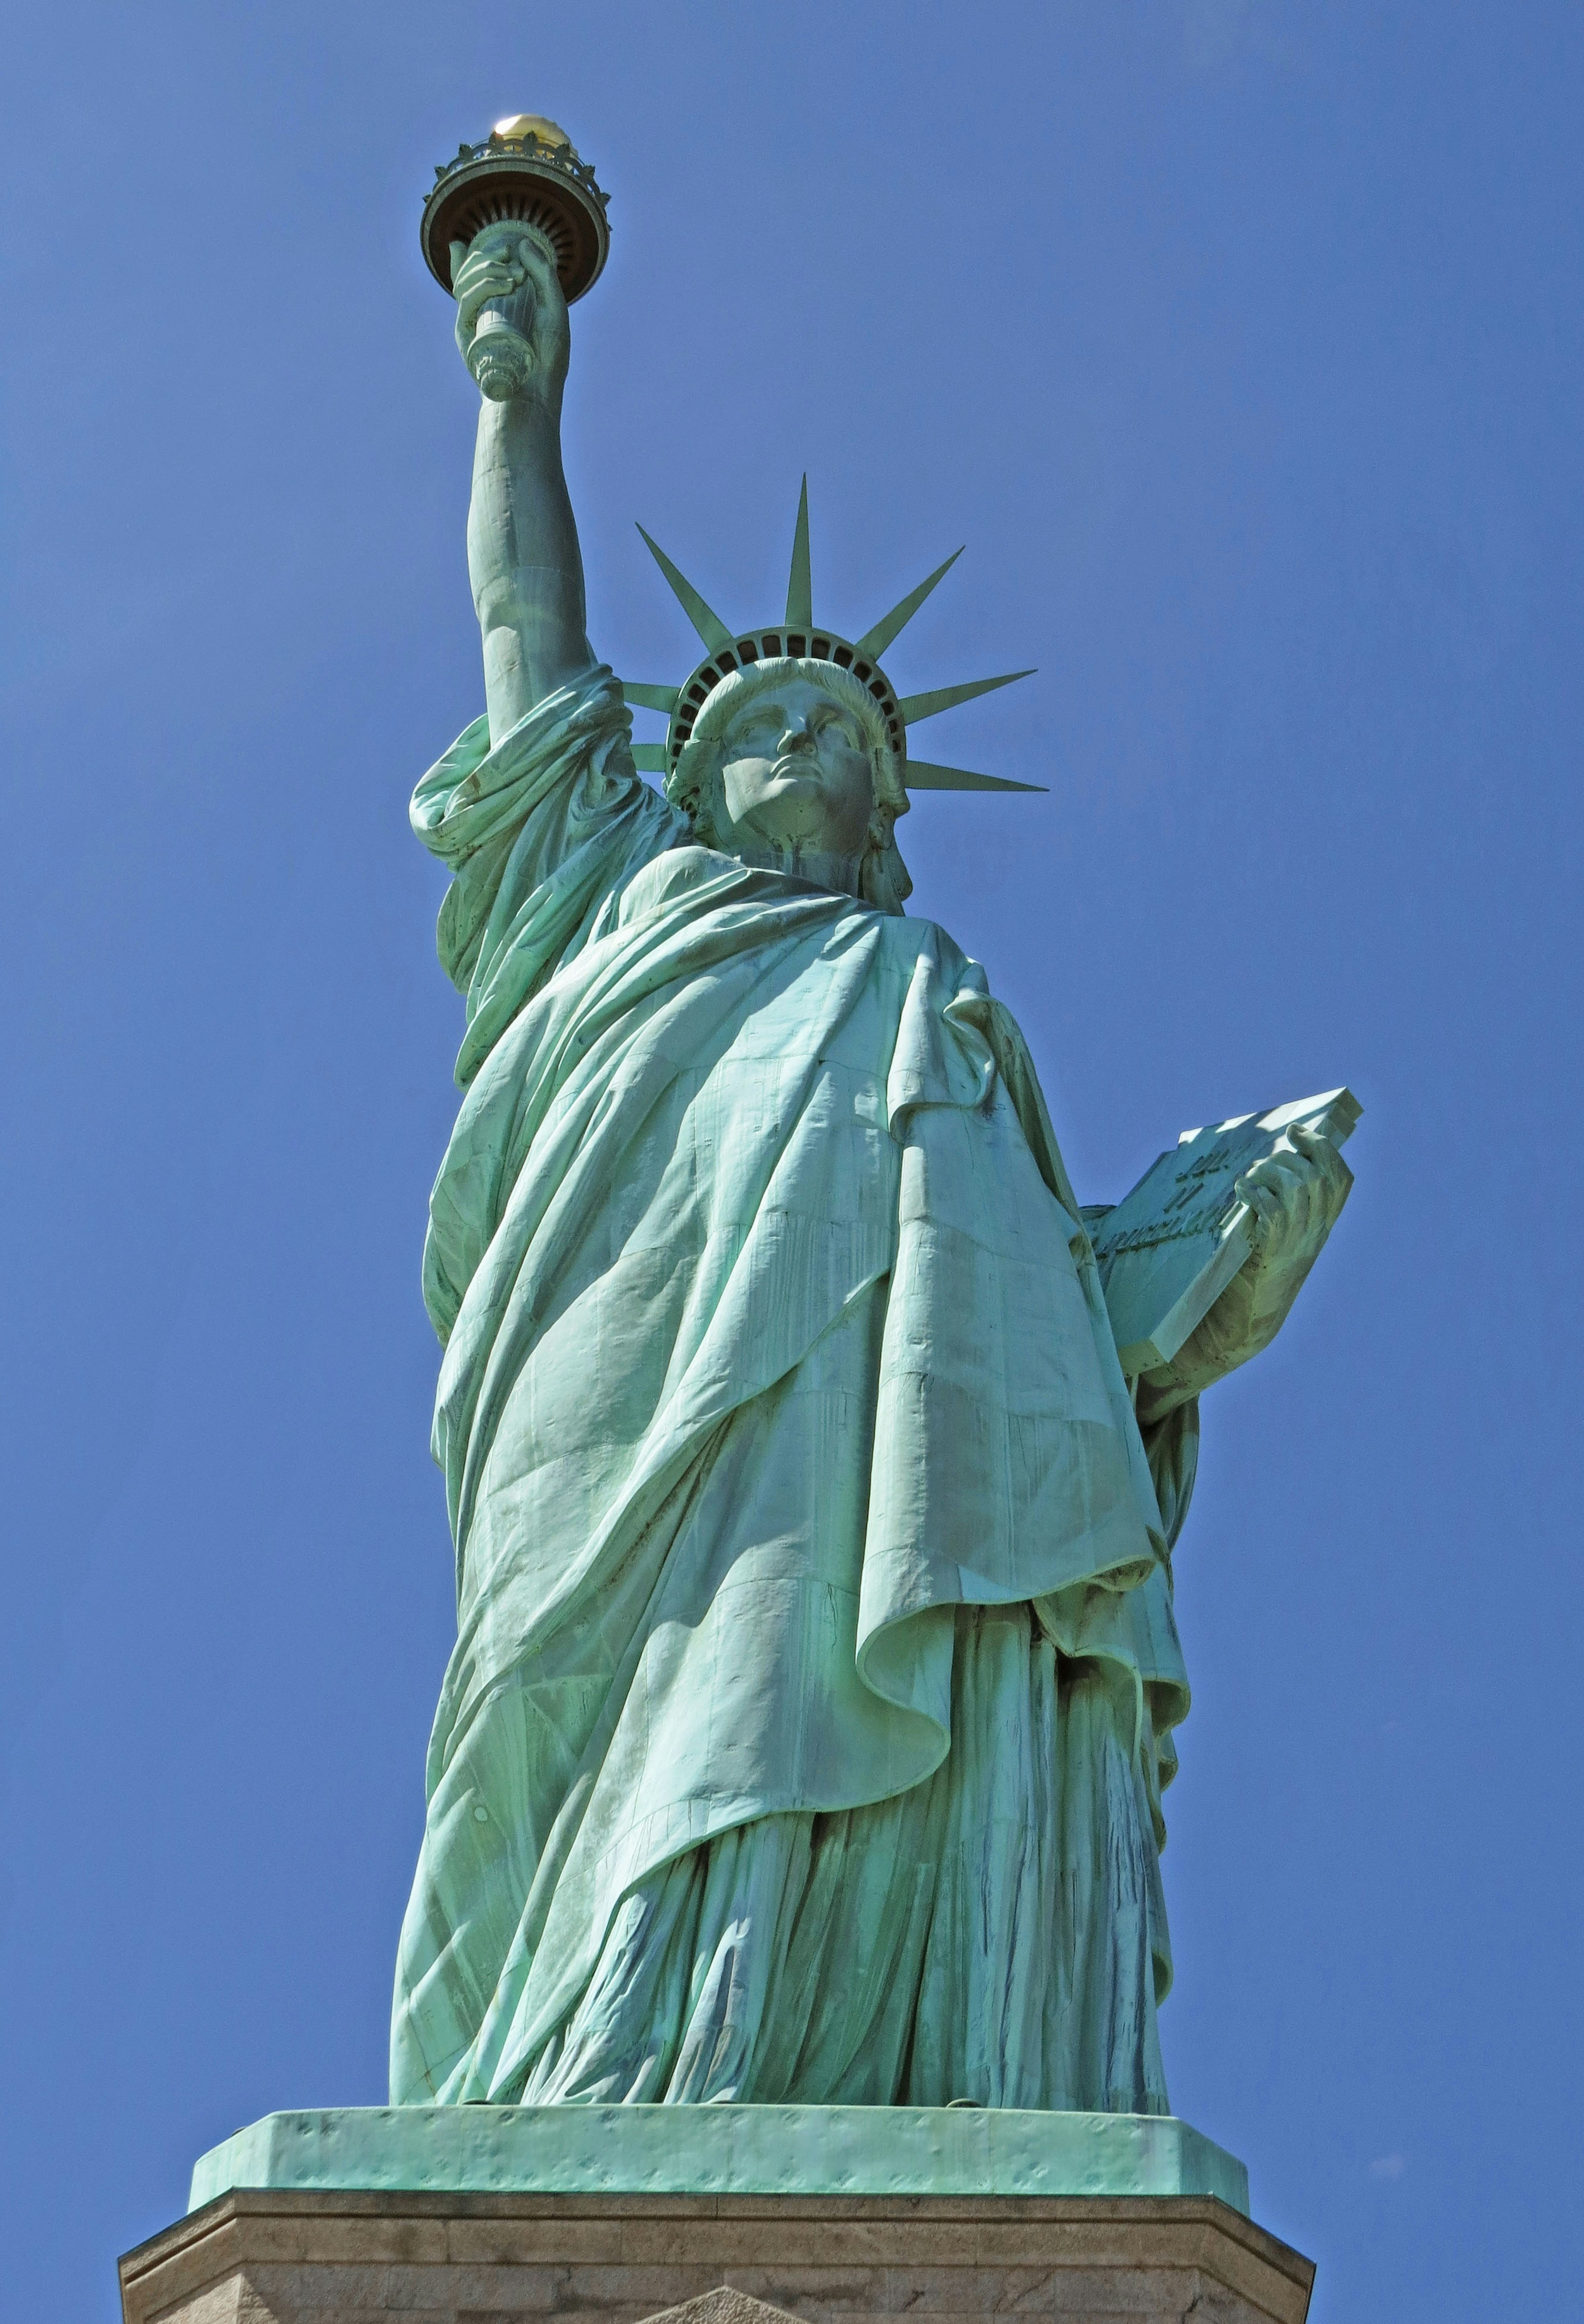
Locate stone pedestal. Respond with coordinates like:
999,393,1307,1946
120,2187,1313,2324
120,2109,1313,2324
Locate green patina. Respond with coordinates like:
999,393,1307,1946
189,2107,1249,2214
382,133,1354,2124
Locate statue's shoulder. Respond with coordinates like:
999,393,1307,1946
873,905,976,984
599,853,979,1009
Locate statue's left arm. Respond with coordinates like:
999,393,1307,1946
1134,1122,1354,1431
1109,1123,1351,1550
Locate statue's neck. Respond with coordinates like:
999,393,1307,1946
727,835,865,899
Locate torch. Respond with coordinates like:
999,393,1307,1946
420,115,610,400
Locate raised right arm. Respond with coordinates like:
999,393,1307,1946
451,226,594,744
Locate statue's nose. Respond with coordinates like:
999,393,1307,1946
780,721,816,754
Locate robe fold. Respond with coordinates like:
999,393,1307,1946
392,669,1193,2112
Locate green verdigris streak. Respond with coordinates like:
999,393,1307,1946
389,224,1351,2113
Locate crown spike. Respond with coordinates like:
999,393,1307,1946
636,526,735,656
853,548,963,663
785,475,813,629
622,681,681,714
898,669,1036,727
905,758,1047,794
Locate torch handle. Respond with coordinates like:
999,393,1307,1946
464,239,542,402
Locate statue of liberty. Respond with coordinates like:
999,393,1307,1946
390,165,1353,2117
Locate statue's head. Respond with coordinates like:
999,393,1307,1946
633,482,1042,907
667,657,912,911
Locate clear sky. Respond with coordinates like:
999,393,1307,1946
1,6,1578,2319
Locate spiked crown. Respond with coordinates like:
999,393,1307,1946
622,481,1044,797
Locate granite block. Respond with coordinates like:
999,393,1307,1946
121,2191,1313,2324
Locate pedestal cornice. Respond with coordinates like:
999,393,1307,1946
120,2181,1315,2324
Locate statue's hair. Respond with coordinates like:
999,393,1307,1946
664,658,912,914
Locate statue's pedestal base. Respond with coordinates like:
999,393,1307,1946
119,2108,1314,2324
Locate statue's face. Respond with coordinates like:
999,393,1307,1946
717,676,875,859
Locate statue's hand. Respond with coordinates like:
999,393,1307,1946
1135,1124,1353,1421
450,221,570,406
1234,1123,1353,1295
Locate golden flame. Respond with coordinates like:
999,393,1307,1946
492,114,573,151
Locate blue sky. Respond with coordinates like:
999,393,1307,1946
1,5,1578,2319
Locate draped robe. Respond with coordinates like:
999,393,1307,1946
391,670,1196,2113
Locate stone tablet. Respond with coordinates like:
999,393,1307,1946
1093,1090,1362,1375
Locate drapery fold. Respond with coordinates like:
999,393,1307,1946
393,669,1191,2109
